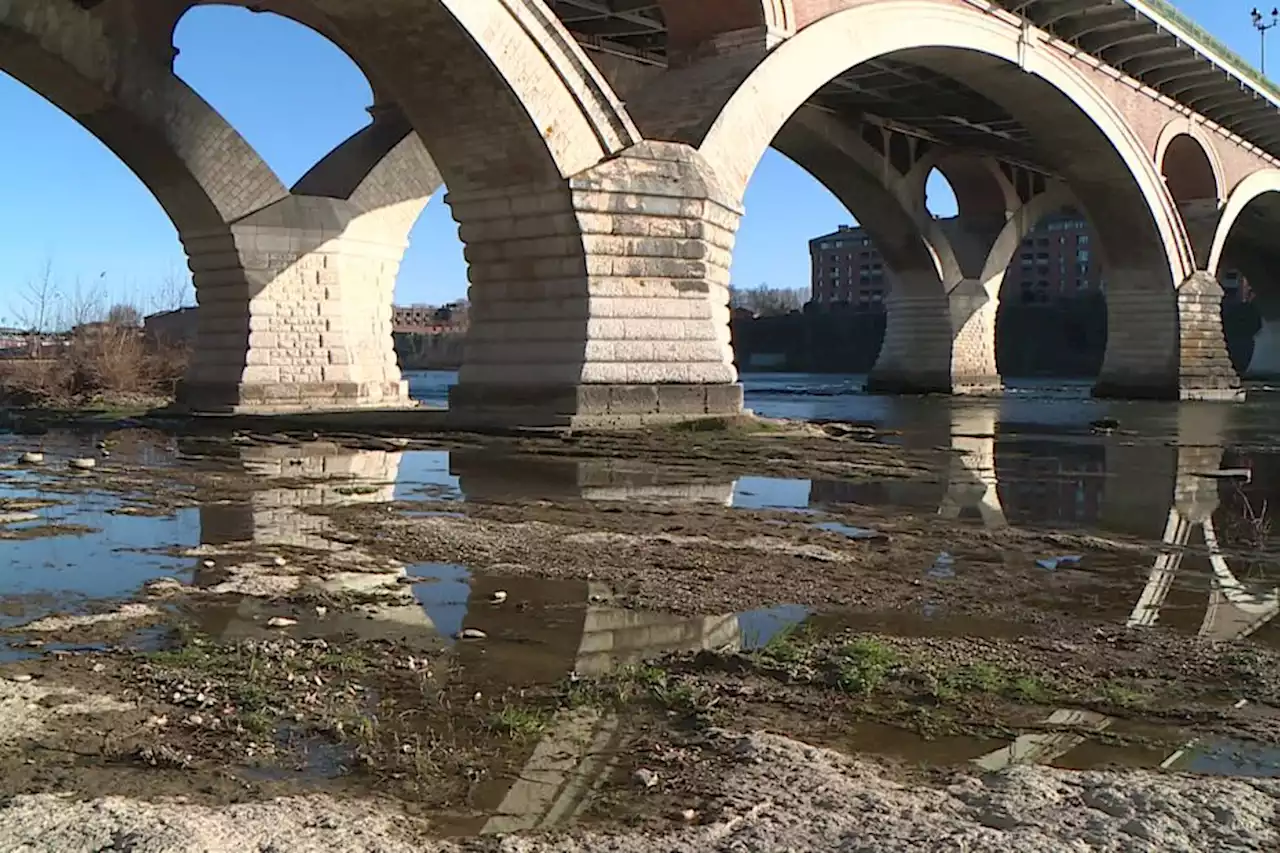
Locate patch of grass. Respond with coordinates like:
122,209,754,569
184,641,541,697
835,637,899,695
320,647,372,675
758,625,810,664
490,705,549,740
1098,680,1149,709
1009,676,1052,704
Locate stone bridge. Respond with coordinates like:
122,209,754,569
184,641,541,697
9,0,1280,424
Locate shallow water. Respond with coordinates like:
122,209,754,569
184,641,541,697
6,376,1280,782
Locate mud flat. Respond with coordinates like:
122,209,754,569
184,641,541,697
0,416,1278,849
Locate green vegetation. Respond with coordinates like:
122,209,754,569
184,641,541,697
835,637,900,695
490,705,550,739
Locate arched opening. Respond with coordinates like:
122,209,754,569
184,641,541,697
685,2,1191,398
924,167,959,220
995,206,1108,384
174,4,468,407
174,6,375,184
1160,132,1221,207
0,74,186,330
730,147,878,378
1210,179,1280,379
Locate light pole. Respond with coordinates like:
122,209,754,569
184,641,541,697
1252,7,1280,75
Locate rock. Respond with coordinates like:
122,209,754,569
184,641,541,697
266,617,298,629
314,606,328,618
202,559,216,569
680,808,698,822
457,628,487,641
272,556,288,567
7,674,33,683
18,452,43,465
69,458,96,470
91,663,106,674
634,768,659,789
490,590,508,604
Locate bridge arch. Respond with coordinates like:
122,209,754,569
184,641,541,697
1207,170,1280,278
695,2,1190,290
657,0,795,54
1155,122,1224,207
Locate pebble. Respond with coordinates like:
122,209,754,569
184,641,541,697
69,458,96,470
92,663,106,674
266,617,298,629
272,556,287,567
19,452,43,465
680,809,698,822
202,559,216,568
7,674,33,683
315,606,328,618
457,628,487,640
490,590,508,604
634,768,659,789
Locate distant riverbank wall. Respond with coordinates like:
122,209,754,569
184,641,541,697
732,299,1262,378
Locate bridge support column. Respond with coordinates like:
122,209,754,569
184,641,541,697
866,279,1000,396
447,142,743,428
178,196,413,413
1095,272,1240,401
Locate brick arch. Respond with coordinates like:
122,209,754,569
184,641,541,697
1207,169,1280,277
694,1,1192,292
1156,122,1224,206
296,0,639,192
0,0,288,235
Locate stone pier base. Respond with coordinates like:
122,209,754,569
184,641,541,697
1246,318,1280,380
447,383,745,429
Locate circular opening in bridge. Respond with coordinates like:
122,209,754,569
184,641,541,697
924,168,958,220
0,72,189,336
994,207,1106,385
1160,133,1220,207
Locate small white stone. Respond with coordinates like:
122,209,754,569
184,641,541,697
680,809,697,822
91,663,106,674
8,674,33,683
69,458,96,470
266,617,298,629
490,590,508,604
315,606,328,618
457,628,487,640
634,768,659,789
272,556,287,567
202,559,216,569
19,452,43,465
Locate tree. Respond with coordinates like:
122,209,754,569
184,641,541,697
730,284,808,317
105,304,143,328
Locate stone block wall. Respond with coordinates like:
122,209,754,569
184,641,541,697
447,141,745,426
179,196,422,412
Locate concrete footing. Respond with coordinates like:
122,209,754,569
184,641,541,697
446,383,745,428
175,379,410,414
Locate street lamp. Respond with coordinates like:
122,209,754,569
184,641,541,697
1252,7,1280,75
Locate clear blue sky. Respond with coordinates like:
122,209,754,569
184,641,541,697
0,1,1256,324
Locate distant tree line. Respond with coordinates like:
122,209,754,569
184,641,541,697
730,284,808,317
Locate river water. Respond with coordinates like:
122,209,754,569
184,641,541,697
3,371,1280,785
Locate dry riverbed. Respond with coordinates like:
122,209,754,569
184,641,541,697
0,416,1278,849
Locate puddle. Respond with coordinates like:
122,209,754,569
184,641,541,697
814,522,884,540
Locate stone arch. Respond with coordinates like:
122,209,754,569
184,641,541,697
1207,170,1280,277
1155,121,1224,207
0,0,288,235
694,2,1191,291
297,0,640,192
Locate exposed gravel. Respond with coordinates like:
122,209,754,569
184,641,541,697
1,731,1276,852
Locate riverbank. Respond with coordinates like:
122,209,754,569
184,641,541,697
0,416,1278,849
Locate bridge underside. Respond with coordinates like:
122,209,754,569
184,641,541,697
10,0,1279,423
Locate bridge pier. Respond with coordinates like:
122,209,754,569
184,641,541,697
446,143,744,428
1094,272,1240,401
177,196,417,413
